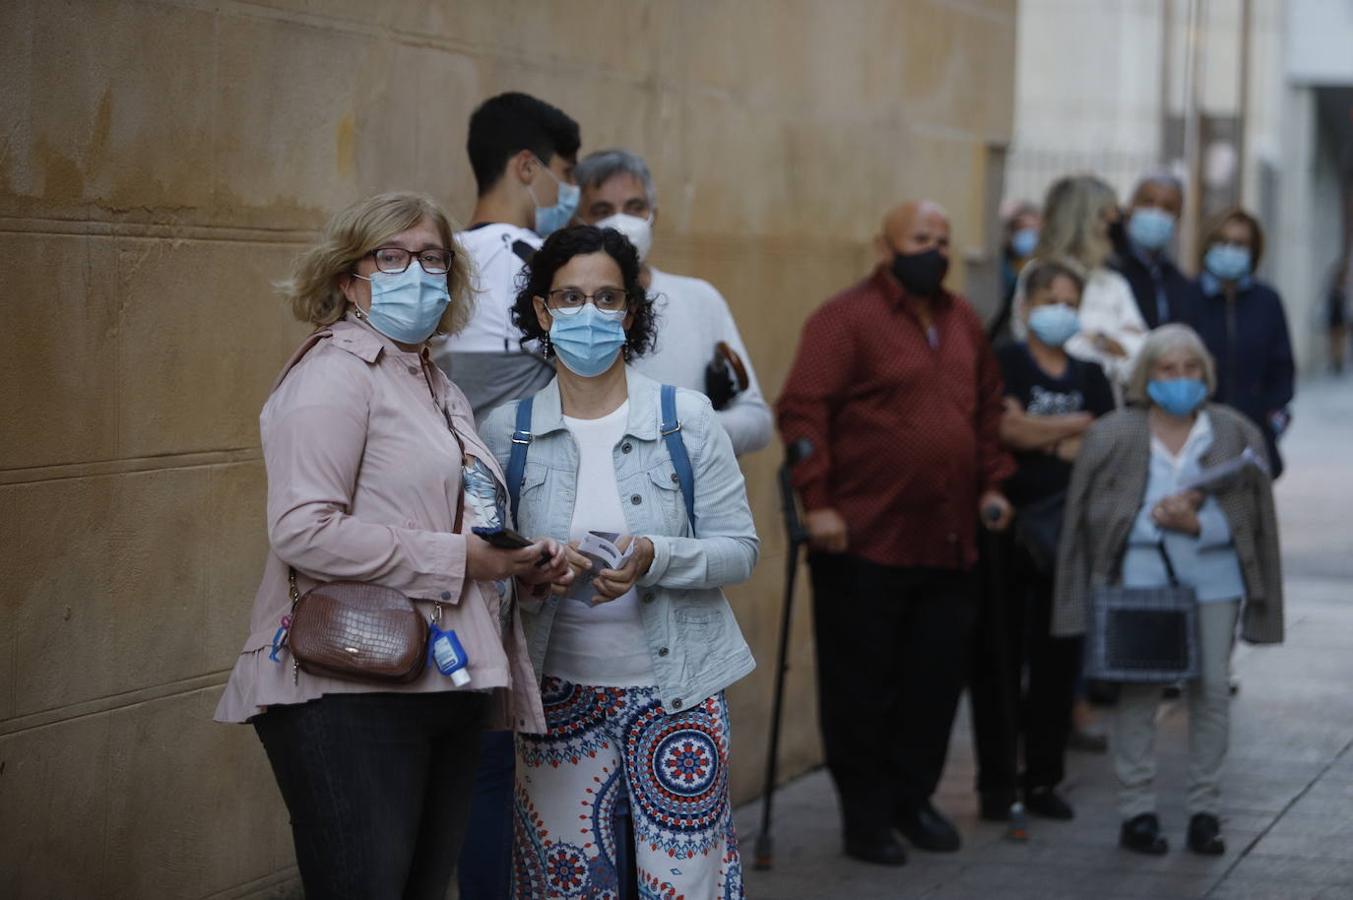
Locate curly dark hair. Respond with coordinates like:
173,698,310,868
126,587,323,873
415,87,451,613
512,224,657,359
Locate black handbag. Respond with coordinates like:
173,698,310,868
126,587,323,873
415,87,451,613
1084,542,1201,683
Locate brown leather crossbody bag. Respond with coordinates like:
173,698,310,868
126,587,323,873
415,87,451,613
284,368,466,685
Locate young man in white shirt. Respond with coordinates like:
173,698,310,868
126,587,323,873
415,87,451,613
448,92,581,900
432,91,581,421
572,148,772,456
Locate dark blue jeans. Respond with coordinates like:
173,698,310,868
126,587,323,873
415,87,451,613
458,731,640,899
254,690,488,900
457,730,516,899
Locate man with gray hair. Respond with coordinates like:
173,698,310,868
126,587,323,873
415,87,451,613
573,148,772,455
1113,171,1200,329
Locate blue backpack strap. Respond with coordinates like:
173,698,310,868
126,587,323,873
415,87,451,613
659,384,696,532
506,397,534,526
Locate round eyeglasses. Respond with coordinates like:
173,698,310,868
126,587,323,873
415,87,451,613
545,288,629,316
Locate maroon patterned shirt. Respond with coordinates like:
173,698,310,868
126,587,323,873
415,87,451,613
777,267,1015,570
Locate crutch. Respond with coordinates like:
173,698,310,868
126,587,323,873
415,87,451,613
753,438,813,870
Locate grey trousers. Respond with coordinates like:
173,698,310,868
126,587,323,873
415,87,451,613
1113,599,1240,818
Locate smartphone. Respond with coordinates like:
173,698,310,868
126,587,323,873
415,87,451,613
471,526,554,567
471,525,532,549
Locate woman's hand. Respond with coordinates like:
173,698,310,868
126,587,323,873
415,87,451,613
591,535,654,605
1053,434,1084,462
1152,491,1203,536
1091,332,1128,358
518,539,571,587
467,534,565,582
551,541,594,596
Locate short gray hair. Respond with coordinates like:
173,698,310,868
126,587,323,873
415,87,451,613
574,148,658,209
1125,323,1217,406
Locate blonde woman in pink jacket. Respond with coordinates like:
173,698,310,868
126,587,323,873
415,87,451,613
215,192,571,899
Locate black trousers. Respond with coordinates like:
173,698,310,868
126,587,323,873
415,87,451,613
254,690,488,900
969,533,1080,797
809,553,977,836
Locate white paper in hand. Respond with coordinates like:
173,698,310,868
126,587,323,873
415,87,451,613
565,531,636,605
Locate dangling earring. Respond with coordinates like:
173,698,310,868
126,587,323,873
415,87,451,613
541,334,552,357
622,344,632,362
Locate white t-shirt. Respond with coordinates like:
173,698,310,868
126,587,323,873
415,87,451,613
439,223,541,355
543,401,656,687
631,267,773,456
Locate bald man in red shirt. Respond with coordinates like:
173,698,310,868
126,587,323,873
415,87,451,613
778,200,1015,866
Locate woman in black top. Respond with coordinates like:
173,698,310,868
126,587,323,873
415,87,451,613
972,258,1115,824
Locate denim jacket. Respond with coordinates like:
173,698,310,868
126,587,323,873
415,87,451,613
481,368,758,714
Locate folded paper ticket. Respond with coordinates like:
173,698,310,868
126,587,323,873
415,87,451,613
565,531,636,604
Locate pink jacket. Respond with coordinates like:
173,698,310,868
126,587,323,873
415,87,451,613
214,314,545,733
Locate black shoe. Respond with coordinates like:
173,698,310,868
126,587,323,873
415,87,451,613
1024,786,1075,820
843,829,907,866
896,802,962,852
1187,813,1225,856
1162,683,1183,700
979,793,1014,822
1119,813,1169,855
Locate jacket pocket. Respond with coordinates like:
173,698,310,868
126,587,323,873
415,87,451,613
515,462,551,532
645,463,687,536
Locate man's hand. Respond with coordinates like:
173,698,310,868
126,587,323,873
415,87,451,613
592,535,655,604
806,508,849,554
979,490,1014,532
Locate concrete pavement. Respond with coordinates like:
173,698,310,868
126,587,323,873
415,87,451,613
736,376,1353,899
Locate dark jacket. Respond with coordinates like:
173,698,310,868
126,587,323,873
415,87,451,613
1112,248,1200,329
1187,275,1295,477
1052,405,1283,645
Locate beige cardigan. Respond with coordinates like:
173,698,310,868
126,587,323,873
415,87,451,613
1052,404,1284,644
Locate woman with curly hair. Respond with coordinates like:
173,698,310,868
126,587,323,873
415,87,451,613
480,224,759,898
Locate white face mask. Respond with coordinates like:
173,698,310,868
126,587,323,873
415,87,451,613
595,212,654,263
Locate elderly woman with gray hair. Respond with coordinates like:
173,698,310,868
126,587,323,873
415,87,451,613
1053,323,1283,858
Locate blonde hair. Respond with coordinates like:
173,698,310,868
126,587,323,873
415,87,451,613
1125,324,1218,406
283,191,475,335
1035,175,1119,271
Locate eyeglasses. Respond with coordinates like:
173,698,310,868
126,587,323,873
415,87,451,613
365,246,454,275
544,288,629,316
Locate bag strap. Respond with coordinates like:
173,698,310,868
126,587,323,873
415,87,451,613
506,397,534,527
1155,540,1180,586
505,387,695,532
660,384,696,531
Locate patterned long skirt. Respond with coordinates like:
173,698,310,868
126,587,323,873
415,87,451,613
512,677,744,899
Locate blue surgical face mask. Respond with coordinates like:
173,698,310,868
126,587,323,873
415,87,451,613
1127,207,1176,251
1147,377,1208,417
1010,226,1039,259
549,304,627,377
1203,243,1252,282
529,159,580,238
1026,303,1080,348
353,266,450,344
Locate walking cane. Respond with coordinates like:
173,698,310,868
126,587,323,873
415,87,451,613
753,438,813,871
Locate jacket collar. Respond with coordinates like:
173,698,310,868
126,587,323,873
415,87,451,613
1200,270,1254,298
527,367,667,442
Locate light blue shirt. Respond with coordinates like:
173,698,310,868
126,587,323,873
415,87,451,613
1122,411,1246,603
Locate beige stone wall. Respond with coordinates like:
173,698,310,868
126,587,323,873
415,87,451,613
0,1,1014,896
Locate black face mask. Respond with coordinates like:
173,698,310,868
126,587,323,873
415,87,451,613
889,247,950,297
